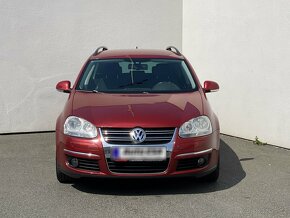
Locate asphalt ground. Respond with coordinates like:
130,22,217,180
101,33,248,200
0,132,289,218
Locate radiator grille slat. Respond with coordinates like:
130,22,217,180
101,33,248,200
101,128,175,145
107,158,169,173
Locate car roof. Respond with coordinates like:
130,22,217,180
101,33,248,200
89,49,185,60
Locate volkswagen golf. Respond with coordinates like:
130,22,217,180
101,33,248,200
55,46,220,183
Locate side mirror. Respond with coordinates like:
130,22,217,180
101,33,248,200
56,80,71,93
203,81,219,93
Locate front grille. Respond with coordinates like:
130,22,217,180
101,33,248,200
107,158,169,173
67,156,100,172
176,156,209,171
101,128,175,145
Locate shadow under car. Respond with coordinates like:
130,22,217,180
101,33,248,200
71,139,246,195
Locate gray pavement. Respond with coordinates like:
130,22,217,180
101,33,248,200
0,132,289,218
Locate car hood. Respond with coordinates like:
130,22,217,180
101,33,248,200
72,91,203,128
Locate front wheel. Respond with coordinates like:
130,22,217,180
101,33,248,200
200,160,220,182
56,164,76,183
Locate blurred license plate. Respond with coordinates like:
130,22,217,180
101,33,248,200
111,147,166,161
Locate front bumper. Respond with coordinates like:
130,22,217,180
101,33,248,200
56,129,220,178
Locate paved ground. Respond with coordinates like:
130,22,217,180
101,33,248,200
0,132,289,218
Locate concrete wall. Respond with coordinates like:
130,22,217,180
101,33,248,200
183,0,290,148
0,0,182,133
1,0,290,149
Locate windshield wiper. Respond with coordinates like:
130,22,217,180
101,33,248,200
92,90,105,93
77,89,104,93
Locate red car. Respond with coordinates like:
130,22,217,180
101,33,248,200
55,46,220,183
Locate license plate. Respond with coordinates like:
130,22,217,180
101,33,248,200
111,147,166,161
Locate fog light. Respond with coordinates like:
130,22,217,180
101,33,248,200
197,157,205,167
70,158,79,168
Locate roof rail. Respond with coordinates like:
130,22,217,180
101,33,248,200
93,46,108,55
166,46,181,56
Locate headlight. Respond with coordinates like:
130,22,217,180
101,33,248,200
64,116,97,138
179,116,212,138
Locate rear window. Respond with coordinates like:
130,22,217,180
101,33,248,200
76,58,197,93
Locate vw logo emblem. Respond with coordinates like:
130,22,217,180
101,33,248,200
130,128,146,144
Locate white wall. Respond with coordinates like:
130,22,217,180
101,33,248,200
2,0,290,149
0,0,182,133
183,0,290,148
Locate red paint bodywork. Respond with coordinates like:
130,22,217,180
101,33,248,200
56,80,71,93
203,80,219,93
56,49,220,178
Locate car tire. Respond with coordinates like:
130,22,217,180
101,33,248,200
200,160,220,183
56,164,76,183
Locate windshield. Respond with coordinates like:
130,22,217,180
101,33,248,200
76,58,197,93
